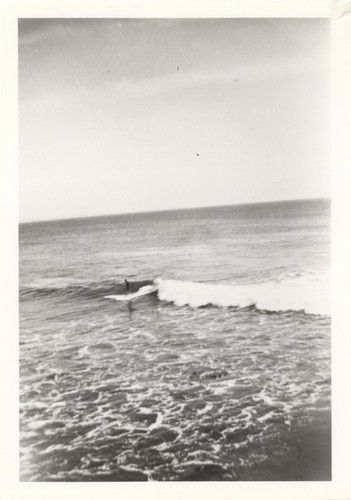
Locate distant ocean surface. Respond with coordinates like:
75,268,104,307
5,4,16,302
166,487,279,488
19,198,331,481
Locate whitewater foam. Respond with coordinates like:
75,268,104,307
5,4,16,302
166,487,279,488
154,275,330,315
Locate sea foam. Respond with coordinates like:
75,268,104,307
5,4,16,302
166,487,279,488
154,275,330,315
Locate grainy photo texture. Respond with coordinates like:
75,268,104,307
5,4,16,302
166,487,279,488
19,19,331,481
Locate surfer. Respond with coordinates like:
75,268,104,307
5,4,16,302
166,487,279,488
124,279,130,292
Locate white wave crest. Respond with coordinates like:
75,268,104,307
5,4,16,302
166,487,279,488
154,275,330,315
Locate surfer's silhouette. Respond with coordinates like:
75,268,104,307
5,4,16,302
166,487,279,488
124,279,130,292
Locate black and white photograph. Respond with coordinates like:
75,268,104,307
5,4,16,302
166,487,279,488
17,16,334,483
1,0,350,496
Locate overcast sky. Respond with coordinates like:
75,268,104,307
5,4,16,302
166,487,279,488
19,18,330,222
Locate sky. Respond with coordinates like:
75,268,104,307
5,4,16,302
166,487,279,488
18,18,330,222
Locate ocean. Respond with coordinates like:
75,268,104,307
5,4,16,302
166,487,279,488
19,198,331,481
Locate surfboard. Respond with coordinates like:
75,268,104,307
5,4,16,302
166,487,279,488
105,285,157,302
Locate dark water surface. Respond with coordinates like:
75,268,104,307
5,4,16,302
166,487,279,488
19,199,331,481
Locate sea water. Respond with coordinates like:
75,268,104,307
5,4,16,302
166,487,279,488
19,198,331,481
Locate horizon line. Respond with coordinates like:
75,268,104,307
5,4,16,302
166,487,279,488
19,195,330,225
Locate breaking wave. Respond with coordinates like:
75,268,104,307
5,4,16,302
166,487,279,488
154,276,330,316
20,275,330,316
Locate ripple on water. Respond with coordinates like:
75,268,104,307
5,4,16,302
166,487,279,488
86,343,117,356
